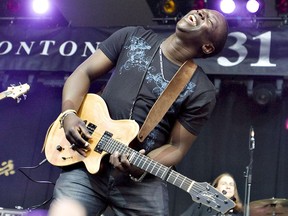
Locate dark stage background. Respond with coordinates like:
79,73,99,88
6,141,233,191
0,25,288,215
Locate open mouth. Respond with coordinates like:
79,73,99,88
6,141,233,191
187,14,197,26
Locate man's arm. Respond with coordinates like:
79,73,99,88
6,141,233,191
61,49,114,154
113,120,197,177
62,49,114,112
147,120,197,167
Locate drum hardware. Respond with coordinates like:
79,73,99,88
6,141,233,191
250,198,288,216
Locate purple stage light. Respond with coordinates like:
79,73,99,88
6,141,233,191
220,0,236,14
246,0,260,13
32,0,50,14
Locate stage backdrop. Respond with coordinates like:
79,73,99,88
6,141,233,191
0,24,287,215
0,25,288,76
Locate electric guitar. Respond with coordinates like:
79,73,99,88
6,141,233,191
0,83,30,102
44,93,235,214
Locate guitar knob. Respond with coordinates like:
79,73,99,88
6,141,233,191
56,145,63,151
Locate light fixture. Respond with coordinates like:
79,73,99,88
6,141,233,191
220,0,236,14
147,0,191,24
276,0,288,14
162,0,177,15
192,0,206,10
32,0,50,15
0,0,68,26
246,0,260,13
6,0,21,15
246,79,283,106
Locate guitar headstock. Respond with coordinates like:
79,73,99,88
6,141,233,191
4,83,30,103
189,182,236,214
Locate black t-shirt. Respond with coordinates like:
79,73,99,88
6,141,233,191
99,26,216,152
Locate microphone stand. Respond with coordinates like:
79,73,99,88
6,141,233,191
243,126,255,216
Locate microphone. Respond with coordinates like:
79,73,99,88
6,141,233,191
222,190,236,202
249,126,255,150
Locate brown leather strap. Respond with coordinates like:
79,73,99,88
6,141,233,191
137,60,197,142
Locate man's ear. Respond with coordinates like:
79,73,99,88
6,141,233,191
202,43,215,54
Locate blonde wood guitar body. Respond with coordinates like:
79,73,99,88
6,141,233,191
44,93,139,174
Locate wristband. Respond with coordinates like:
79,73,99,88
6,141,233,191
129,171,148,182
59,109,77,128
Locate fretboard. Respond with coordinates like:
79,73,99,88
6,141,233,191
97,132,195,193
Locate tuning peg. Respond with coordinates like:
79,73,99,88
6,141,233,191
23,94,27,100
207,207,212,213
17,97,21,103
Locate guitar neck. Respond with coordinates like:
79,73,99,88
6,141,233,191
100,137,235,213
99,132,193,192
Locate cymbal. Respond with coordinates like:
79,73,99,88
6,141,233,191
250,198,288,216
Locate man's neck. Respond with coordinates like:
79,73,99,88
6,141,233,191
161,35,196,66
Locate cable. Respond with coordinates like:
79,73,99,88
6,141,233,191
17,158,55,210
18,158,55,185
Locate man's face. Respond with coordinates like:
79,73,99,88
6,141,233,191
176,9,227,55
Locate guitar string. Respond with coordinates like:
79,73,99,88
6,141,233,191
92,126,232,210
104,135,206,191
100,134,231,204
85,126,233,213
101,137,232,212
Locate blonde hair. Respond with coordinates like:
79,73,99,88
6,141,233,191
212,172,243,213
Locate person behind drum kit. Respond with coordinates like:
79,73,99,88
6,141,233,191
181,172,243,216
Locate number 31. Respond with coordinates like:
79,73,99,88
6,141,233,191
217,31,276,67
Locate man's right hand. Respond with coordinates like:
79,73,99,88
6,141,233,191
63,113,91,156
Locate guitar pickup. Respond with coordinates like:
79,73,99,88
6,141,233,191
86,122,96,135
81,121,97,140
95,131,113,153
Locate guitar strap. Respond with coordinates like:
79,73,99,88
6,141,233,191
137,59,197,142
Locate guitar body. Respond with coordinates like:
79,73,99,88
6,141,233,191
44,94,139,174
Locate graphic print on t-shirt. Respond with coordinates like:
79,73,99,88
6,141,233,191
121,36,196,101
119,36,197,151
